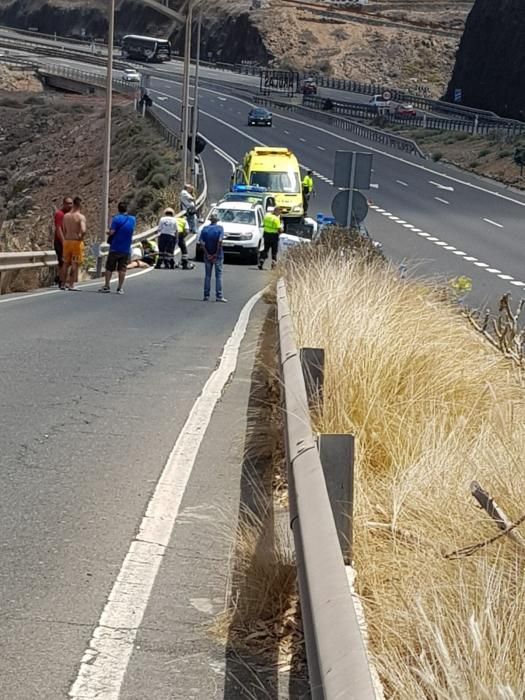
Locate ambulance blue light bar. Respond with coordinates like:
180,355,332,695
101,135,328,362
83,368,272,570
232,185,267,193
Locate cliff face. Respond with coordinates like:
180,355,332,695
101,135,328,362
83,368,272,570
0,0,270,63
446,0,525,118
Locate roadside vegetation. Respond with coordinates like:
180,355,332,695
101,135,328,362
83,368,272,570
278,231,525,697
0,92,181,292
386,124,525,188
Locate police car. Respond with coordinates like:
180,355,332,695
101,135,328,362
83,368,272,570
196,200,265,264
221,185,276,213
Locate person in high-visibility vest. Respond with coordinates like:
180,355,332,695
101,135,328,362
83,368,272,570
258,207,283,270
302,170,314,216
175,213,195,270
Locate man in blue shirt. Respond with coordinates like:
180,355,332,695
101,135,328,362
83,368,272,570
99,202,136,294
199,213,227,302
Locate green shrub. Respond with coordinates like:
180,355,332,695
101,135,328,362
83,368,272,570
478,148,491,157
432,152,443,162
148,172,168,190
469,160,480,168
135,186,156,209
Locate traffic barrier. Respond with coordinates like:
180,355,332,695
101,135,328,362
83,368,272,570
302,94,525,137
276,278,377,699
254,95,426,158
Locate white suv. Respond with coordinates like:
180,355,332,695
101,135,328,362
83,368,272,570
197,201,264,264
122,68,141,82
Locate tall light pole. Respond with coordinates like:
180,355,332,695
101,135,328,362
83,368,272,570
97,0,116,277
181,0,193,183
190,9,202,188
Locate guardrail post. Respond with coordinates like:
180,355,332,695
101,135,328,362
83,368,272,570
300,347,324,409
317,434,355,564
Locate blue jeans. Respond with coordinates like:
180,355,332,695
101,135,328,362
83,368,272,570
204,259,223,299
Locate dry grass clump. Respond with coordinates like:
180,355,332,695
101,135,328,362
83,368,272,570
282,243,525,698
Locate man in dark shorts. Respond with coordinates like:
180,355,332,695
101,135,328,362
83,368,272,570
99,202,136,295
54,197,73,288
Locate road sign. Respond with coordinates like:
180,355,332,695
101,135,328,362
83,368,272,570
259,70,299,97
333,151,372,190
331,190,368,227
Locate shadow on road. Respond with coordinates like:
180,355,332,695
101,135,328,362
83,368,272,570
222,309,310,700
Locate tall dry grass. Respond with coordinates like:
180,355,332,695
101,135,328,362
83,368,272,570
282,242,525,699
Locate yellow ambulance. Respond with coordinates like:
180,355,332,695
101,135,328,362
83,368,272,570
233,147,304,222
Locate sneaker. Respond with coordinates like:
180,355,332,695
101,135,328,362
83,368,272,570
258,261,264,270
216,297,228,303
116,288,124,295
271,261,277,269
203,296,209,302
98,287,111,294
59,284,66,290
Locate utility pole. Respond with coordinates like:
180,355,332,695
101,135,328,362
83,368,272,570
97,0,116,277
181,0,193,183
190,9,202,188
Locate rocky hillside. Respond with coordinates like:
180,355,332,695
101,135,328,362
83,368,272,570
0,0,474,95
446,0,524,118
0,90,180,254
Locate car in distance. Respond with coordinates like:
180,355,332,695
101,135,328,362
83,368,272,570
395,103,417,117
248,107,272,127
302,78,317,96
122,68,141,82
369,94,391,110
196,200,265,264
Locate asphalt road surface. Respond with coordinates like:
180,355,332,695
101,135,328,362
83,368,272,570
2,40,525,698
0,211,268,699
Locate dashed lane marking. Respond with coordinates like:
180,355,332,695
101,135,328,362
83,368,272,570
483,218,504,228
434,197,450,205
396,180,408,187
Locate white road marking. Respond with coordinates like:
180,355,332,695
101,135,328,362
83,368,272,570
216,97,226,101
68,289,263,700
483,218,503,229
418,232,430,237
434,241,448,246
396,180,408,187
487,268,502,274
474,262,489,267
0,266,155,305
300,137,306,142
403,224,415,228
511,281,525,287
411,228,422,232
382,212,392,216
430,180,454,192
284,130,289,134
317,145,326,151
154,76,525,212
375,208,385,213
395,220,407,224
150,84,525,291
464,256,478,261
427,237,439,242
370,183,379,189
444,246,456,251
498,274,514,280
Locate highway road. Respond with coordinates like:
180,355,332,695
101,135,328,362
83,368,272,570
2,41,525,698
136,72,525,309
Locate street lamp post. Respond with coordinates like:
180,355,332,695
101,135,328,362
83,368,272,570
181,0,193,183
190,9,203,188
97,0,116,277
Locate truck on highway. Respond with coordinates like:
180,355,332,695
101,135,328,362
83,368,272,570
233,147,304,224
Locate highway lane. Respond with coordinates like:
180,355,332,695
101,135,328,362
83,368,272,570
148,77,525,307
0,159,265,697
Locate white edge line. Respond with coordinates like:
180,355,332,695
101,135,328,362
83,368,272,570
0,237,196,306
68,288,264,699
153,75,525,211
483,218,504,229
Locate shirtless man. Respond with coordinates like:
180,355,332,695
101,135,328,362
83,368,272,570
62,197,87,291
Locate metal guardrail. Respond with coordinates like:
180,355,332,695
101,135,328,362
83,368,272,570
37,65,136,94
277,278,376,699
302,94,525,137
254,95,425,158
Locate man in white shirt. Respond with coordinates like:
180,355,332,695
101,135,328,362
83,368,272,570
180,184,197,234
155,208,180,270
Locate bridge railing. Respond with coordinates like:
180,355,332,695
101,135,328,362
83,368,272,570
276,277,378,699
